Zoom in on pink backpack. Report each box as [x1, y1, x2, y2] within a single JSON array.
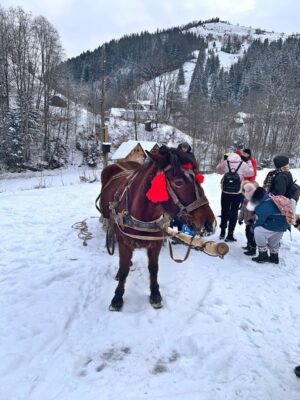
[[269, 194, 294, 225]]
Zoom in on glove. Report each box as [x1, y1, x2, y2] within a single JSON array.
[[223, 153, 229, 160], [238, 220, 243, 225]]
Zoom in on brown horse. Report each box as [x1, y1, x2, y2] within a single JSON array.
[[100, 146, 216, 311]]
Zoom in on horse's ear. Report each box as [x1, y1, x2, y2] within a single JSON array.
[[145, 150, 168, 168], [145, 150, 156, 160]]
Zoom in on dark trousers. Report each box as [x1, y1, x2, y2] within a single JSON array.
[[220, 192, 243, 233], [246, 224, 256, 247]]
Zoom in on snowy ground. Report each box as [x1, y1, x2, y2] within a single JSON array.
[[1, 167, 300, 400]]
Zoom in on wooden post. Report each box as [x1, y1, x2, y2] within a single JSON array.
[[100, 44, 108, 168]]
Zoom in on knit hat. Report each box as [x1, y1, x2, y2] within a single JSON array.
[[243, 148, 252, 156], [242, 181, 259, 201], [273, 155, 289, 169]]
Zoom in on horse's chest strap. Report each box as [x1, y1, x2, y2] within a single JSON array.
[[124, 214, 160, 232]]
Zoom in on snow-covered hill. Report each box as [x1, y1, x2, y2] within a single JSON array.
[[184, 21, 286, 42], [139, 21, 290, 100], [1, 167, 300, 400]]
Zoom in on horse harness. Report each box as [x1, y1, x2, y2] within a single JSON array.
[[101, 164, 209, 247], [108, 168, 169, 242]]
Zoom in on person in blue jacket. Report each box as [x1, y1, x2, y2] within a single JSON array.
[[247, 187, 289, 264]]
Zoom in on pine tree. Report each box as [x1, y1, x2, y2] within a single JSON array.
[[177, 65, 185, 85], [83, 66, 90, 82], [4, 109, 24, 170], [188, 46, 206, 101]]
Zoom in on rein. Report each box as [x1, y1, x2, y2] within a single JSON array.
[[167, 236, 195, 263], [95, 163, 137, 214]]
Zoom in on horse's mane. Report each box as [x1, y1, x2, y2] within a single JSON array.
[[158, 145, 195, 176]]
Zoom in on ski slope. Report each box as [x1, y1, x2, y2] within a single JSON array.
[[1, 168, 300, 400]]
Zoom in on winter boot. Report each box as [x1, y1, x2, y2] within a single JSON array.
[[269, 252, 279, 264], [252, 247, 269, 263], [225, 232, 237, 242], [244, 246, 256, 256], [242, 244, 249, 250], [219, 228, 226, 240]]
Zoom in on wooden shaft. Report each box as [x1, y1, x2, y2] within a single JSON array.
[[166, 227, 229, 258]]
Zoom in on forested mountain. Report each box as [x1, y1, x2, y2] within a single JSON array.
[[60, 18, 300, 169], [58, 21, 211, 108], [1, 6, 300, 172]]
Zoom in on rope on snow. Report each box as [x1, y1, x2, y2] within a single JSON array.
[[72, 218, 94, 246]]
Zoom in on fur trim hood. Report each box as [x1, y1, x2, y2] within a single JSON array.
[[227, 152, 241, 163]]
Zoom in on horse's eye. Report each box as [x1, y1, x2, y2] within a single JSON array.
[[174, 180, 184, 187]]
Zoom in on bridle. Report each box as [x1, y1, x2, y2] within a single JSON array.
[[163, 165, 209, 226]]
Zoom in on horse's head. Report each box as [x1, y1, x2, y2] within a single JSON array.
[[146, 146, 216, 236]]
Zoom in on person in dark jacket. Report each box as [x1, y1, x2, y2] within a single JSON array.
[[247, 187, 289, 264], [177, 142, 197, 168], [263, 155, 294, 196], [177, 142, 205, 183]]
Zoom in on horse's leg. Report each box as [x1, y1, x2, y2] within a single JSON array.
[[147, 243, 163, 309], [110, 242, 133, 311], [115, 261, 133, 280]]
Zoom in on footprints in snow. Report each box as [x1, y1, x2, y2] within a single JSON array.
[[77, 347, 180, 377], [77, 346, 131, 377], [151, 350, 181, 375]]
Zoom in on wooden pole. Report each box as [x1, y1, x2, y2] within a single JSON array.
[[100, 44, 108, 168]]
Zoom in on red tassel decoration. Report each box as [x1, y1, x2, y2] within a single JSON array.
[[195, 173, 205, 184], [182, 163, 193, 170], [146, 172, 169, 203]]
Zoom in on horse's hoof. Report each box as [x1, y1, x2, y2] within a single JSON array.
[[109, 303, 123, 311], [150, 294, 163, 309], [109, 296, 123, 311], [150, 301, 163, 309]]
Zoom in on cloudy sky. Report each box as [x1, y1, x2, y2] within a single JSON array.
[[1, 0, 299, 58]]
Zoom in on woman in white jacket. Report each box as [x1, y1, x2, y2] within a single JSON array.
[[216, 152, 254, 241]]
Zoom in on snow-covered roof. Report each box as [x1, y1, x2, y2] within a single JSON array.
[[234, 118, 244, 124], [139, 100, 152, 105], [138, 141, 159, 152], [235, 112, 251, 119], [111, 140, 158, 160], [110, 108, 126, 117]]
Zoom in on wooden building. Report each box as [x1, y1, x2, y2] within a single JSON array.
[[111, 140, 159, 163]]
